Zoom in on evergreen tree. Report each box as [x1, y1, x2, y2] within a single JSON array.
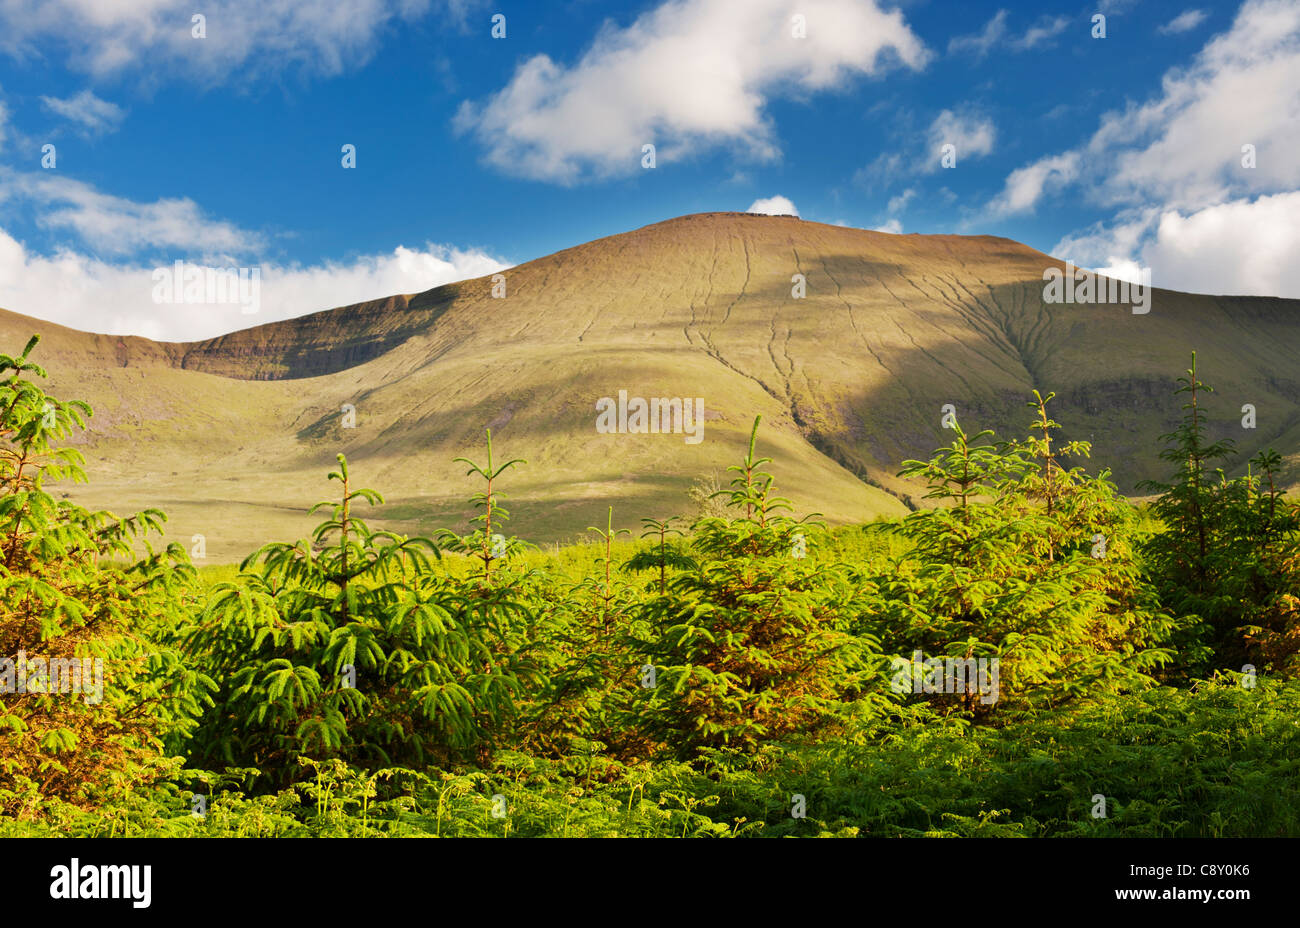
[[877, 397, 1178, 717], [630, 418, 889, 758], [0, 335, 210, 817], [1138, 357, 1300, 673], [1228, 450, 1300, 673], [183, 454, 532, 783], [1138, 353, 1239, 657]]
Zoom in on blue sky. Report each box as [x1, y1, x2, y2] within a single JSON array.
[[0, 0, 1296, 341]]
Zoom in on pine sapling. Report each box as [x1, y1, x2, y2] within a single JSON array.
[[625, 516, 694, 595], [447, 428, 525, 584], [587, 506, 630, 636]]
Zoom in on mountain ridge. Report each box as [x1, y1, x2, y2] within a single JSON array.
[[2, 211, 1297, 560]]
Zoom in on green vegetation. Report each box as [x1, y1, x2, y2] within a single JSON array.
[[3, 338, 1298, 837]]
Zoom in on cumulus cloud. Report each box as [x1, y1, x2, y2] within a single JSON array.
[[0, 0, 471, 84], [987, 152, 1079, 215], [925, 109, 995, 171], [40, 90, 126, 134], [0, 168, 510, 340], [1053, 193, 1300, 298], [886, 188, 915, 213], [991, 0, 1300, 215], [873, 219, 903, 234], [1091, 0, 1300, 208], [989, 0, 1300, 296], [0, 231, 510, 342], [455, 0, 929, 184], [1143, 192, 1300, 296], [1052, 209, 1160, 270], [746, 195, 798, 217], [1159, 9, 1208, 35]]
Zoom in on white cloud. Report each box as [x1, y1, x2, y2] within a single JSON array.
[[746, 195, 799, 217], [40, 89, 126, 134], [873, 219, 903, 234], [853, 150, 905, 190], [926, 109, 995, 171], [0, 1, 468, 84], [0, 170, 263, 257], [856, 109, 994, 188], [1053, 193, 1300, 298], [1015, 16, 1069, 50], [1092, 259, 1147, 286], [0, 231, 510, 342], [0, 169, 510, 340], [1159, 9, 1208, 35], [996, 0, 1300, 216], [948, 10, 1069, 58], [886, 188, 915, 213], [1143, 193, 1300, 297], [1093, 0, 1300, 208], [987, 152, 1079, 215], [1051, 209, 1159, 269], [947, 10, 1007, 59], [455, 0, 929, 184], [993, 0, 1300, 297]]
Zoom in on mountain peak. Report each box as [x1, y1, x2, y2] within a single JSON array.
[[3, 215, 1297, 558]]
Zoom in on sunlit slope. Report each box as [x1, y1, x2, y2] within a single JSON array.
[[2, 212, 1297, 560]]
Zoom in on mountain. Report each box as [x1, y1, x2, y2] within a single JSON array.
[[3, 212, 1299, 561]]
